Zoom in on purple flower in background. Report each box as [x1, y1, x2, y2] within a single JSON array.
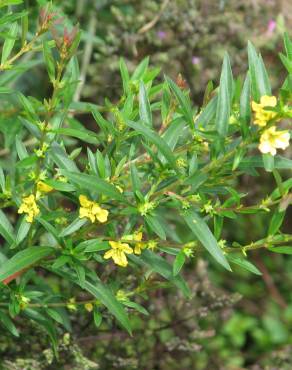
[[157, 30, 166, 40], [267, 19, 276, 35], [192, 56, 201, 65]]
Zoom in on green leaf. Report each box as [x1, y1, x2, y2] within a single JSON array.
[[120, 58, 130, 95], [240, 73, 251, 126], [135, 250, 190, 298], [0, 210, 15, 245], [131, 57, 149, 81], [0, 311, 19, 337], [283, 32, 292, 61], [227, 255, 262, 275], [248, 41, 271, 101], [59, 217, 87, 237], [139, 82, 152, 127], [82, 278, 131, 334], [50, 142, 79, 172], [43, 41, 55, 82], [162, 118, 186, 151], [0, 166, 5, 192], [18, 93, 38, 122], [122, 300, 149, 316], [126, 120, 177, 170], [165, 76, 194, 128], [82, 240, 109, 253], [44, 179, 75, 192], [15, 135, 28, 159], [47, 308, 71, 331], [61, 170, 128, 203], [0, 0, 23, 8], [54, 128, 99, 145], [15, 154, 38, 168], [215, 53, 233, 136], [74, 263, 86, 288], [1, 22, 18, 65], [21, 11, 28, 46], [91, 108, 112, 133], [195, 96, 217, 128], [183, 210, 231, 271], [130, 163, 141, 193], [95, 149, 106, 178], [268, 246, 292, 254], [93, 308, 102, 327], [145, 214, 166, 240], [0, 247, 54, 282], [0, 10, 26, 24], [262, 153, 274, 172], [238, 156, 292, 171], [173, 250, 186, 276], [268, 211, 285, 235], [37, 218, 60, 244], [15, 217, 30, 246]]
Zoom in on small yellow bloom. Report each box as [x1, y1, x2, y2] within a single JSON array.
[[258, 126, 290, 156], [122, 232, 145, 255], [18, 194, 40, 223], [67, 298, 77, 311], [79, 195, 108, 223], [84, 303, 94, 312], [37, 181, 53, 193], [251, 95, 277, 127], [104, 241, 133, 267], [147, 240, 157, 251]]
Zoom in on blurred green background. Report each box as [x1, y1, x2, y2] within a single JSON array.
[[1, 1, 292, 369]]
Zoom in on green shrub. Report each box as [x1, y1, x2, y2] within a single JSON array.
[[0, 3, 291, 360]]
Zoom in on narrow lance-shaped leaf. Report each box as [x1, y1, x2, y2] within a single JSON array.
[[60, 170, 128, 203], [0, 311, 19, 337], [126, 120, 178, 171], [1, 22, 18, 65], [131, 250, 191, 298], [183, 210, 231, 271], [227, 255, 261, 275], [215, 52, 233, 136], [248, 41, 271, 101], [0, 210, 15, 245], [0, 247, 54, 283], [131, 57, 149, 81], [52, 269, 132, 334], [165, 76, 194, 128], [240, 73, 251, 126], [173, 250, 186, 276], [195, 95, 217, 128], [120, 58, 130, 95], [50, 142, 80, 172], [139, 82, 152, 127], [43, 41, 55, 82]]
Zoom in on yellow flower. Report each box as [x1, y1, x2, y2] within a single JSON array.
[[104, 241, 133, 267], [147, 240, 157, 251], [18, 194, 40, 223], [133, 232, 145, 255], [122, 232, 145, 255], [79, 195, 108, 223], [37, 181, 53, 193], [67, 298, 77, 311], [84, 303, 94, 312], [251, 95, 277, 127], [259, 126, 290, 156]]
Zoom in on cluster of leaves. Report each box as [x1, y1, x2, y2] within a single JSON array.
[[0, 1, 291, 356]]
